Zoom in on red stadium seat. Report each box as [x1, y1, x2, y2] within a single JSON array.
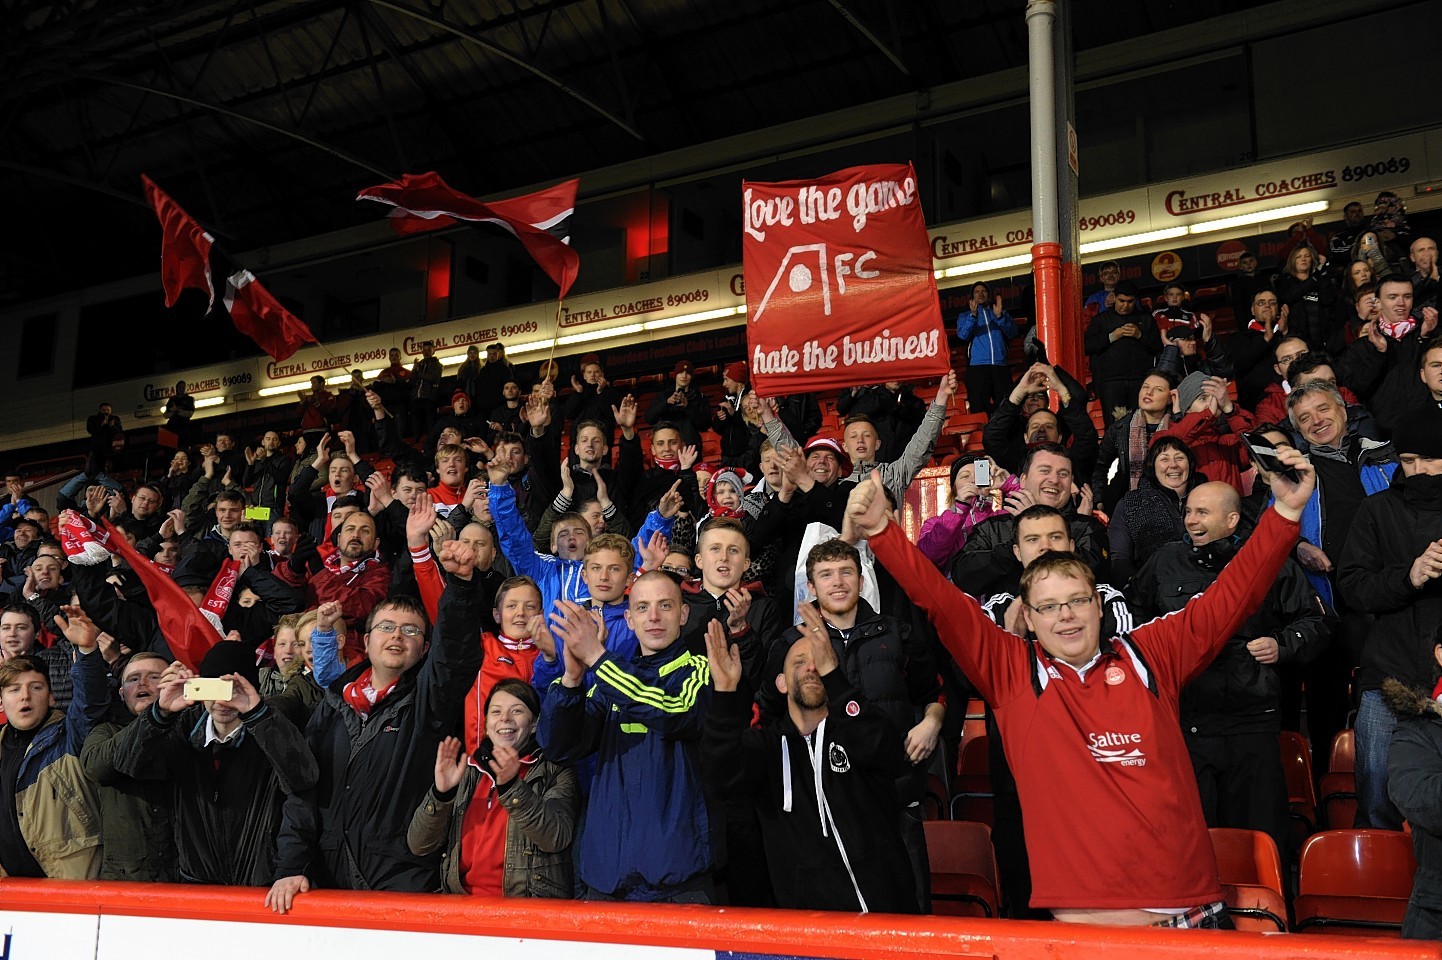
[[1280, 730, 1317, 837], [1320, 730, 1358, 829], [1293, 829, 1415, 935], [949, 733, 993, 825], [1209, 828, 1288, 932], [923, 820, 1000, 918]]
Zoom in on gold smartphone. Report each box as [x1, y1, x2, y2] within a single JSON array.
[[183, 678, 234, 702]]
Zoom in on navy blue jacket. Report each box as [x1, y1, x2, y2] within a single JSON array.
[[538, 639, 712, 899]]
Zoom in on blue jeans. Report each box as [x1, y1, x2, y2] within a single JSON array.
[[1355, 689, 1403, 830]]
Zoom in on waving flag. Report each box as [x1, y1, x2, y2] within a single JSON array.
[[357, 172, 579, 299], [141, 175, 319, 363]]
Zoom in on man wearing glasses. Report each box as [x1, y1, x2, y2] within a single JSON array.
[[855, 449, 1316, 928], [266, 539, 487, 912]]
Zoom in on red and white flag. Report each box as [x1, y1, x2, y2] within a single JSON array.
[[741, 163, 949, 396], [141, 175, 319, 363], [357, 172, 579, 299]]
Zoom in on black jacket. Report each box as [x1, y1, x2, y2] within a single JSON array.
[[112, 700, 317, 886], [272, 571, 486, 891], [1338, 471, 1442, 692], [1084, 308, 1162, 382], [1131, 536, 1333, 734], [1275, 272, 1340, 352], [1092, 411, 1168, 514], [646, 384, 709, 449], [835, 386, 926, 465], [679, 582, 780, 691], [759, 601, 940, 758], [1384, 677, 1442, 940], [952, 510, 1110, 599], [982, 365, 1097, 478], [702, 672, 917, 913], [286, 462, 375, 542], [615, 433, 704, 530], [81, 716, 178, 882]]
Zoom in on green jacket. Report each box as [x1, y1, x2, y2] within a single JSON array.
[[406, 748, 578, 897], [81, 719, 177, 881]]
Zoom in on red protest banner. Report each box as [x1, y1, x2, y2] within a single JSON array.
[[741, 163, 950, 396]]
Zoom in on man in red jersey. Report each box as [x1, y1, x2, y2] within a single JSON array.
[[850, 446, 1314, 928]]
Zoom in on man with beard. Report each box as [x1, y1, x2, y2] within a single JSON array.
[[301, 512, 390, 657], [703, 602, 916, 914], [760, 539, 941, 912], [953, 444, 1107, 597]]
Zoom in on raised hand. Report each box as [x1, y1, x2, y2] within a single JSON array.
[[844, 469, 889, 538], [314, 433, 332, 467], [488, 742, 521, 786], [217, 673, 261, 714], [406, 491, 437, 548], [936, 369, 958, 405], [529, 614, 557, 662], [485, 455, 511, 486], [315, 601, 344, 634], [612, 395, 637, 431], [723, 587, 752, 635], [549, 598, 606, 673], [559, 458, 574, 498], [657, 479, 685, 519], [365, 471, 394, 510], [1268, 447, 1316, 522], [679, 445, 699, 471], [85, 485, 109, 517], [438, 540, 476, 580], [461, 479, 488, 514], [54, 604, 101, 653], [155, 661, 196, 715], [434, 736, 467, 793], [704, 619, 742, 693], [796, 601, 839, 675], [637, 530, 668, 572], [593, 466, 611, 508]]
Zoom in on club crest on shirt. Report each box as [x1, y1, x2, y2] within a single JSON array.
[[845, 700, 860, 717], [828, 743, 851, 773], [1104, 665, 1126, 686]]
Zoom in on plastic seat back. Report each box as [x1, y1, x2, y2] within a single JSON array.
[[924, 820, 999, 918], [1294, 829, 1415, 935]]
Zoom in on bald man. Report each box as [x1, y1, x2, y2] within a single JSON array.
[[1130, 481, 1333, 859]]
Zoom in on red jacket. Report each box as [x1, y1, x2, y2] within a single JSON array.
[[1253, 382, 1361, 429], [870, 508, 1299, 910], [1153, 408, 1255, 493], [305, 560, 391, 661]]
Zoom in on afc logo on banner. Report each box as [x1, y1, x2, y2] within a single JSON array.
[[750, 243, 880, 324]]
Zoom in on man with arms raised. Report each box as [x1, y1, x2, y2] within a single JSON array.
[[266, 540, 487, 910], [853, 443, 1316, 927]]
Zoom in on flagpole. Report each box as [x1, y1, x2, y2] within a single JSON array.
[[544, 298, 564, 381]]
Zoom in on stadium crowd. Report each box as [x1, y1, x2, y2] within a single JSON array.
[[1, 196, 1441, 935]]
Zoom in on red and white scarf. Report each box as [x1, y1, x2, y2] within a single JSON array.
[[324, 547, 380, 577], [201, 558, 242, 618], [343, 667, 399, 717]]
